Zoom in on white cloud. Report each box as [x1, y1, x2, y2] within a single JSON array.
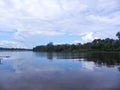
[[74, 40, 81, 44], [81, 61, 95, 71], [0, 0, 120, 47], [81, 32, 98, 43], [0, 40, 25, 48]]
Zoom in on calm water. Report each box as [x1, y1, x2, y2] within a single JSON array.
[[0, 51, 120, 90]]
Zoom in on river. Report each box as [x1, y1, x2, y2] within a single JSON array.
[[0, 51, 120, 90]]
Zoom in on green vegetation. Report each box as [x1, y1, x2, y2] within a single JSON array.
[[0, 47, 32, 51], [116, 32, 120, 40], [33, 32, 120, 52]]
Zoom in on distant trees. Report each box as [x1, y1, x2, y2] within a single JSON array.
[[46, 42, 54, 52], [116, 32, 120, 40], [33, 32, 120, 52], [0, 47, 31, 51]]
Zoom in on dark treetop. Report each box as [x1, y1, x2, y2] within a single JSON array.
[[33, 32, 120, 52]]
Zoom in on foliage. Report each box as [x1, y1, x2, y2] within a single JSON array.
[[0, 47, 31, 51], [116, 31, 120, 40], [33, 32, 120, 52]]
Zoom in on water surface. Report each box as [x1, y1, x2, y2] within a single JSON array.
[[0, 51, 120, 90]]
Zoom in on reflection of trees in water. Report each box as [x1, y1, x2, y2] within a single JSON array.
[[118, 67, 120, 72], [54, 52, 120, 66], [47, 53, 74, 60], [47, 53, 53, 60], [84, 53, 120, 66], [0, 59, 2, 64], [55, 53, 74, 59], [34, 52, 47, 58], [34, 52, 120, 67]]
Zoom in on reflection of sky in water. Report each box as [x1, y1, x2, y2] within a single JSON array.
[[81, 61, 95, 71], [0, 59, 15, 72], [0, 51, 120, 90], [12, 58, 82, 74], [0, 51, 120, 74]]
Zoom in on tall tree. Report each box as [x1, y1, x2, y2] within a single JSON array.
[[46, 42, 54, 52], [116, 32, 120, 40]]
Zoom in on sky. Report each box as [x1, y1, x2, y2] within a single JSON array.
[[0, 0, 120, 48]]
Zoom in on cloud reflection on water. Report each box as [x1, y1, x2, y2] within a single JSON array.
[[0, 51, 120, 90]]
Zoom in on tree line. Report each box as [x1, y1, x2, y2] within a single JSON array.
[[0, 47, 32, 51], [33, 32, 120, 52]]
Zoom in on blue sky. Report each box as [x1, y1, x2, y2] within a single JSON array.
[[0, 0, 120, 48]]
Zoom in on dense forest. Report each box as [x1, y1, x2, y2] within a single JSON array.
[[0, 47, 32, 51], [33, 32, 120, 52]]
